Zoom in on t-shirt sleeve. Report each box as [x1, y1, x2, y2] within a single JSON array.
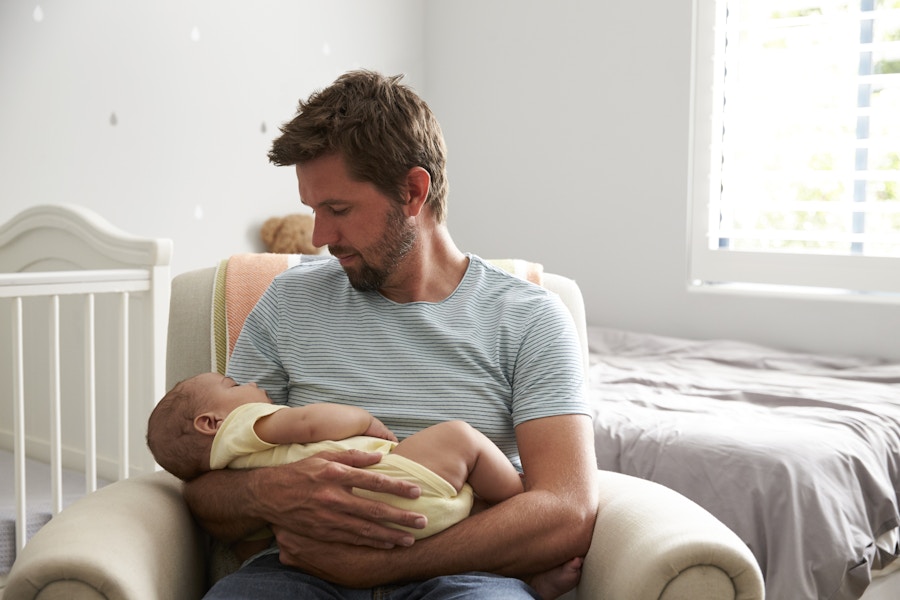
[[510, 293, 589, 427], [209, 403, 284, 470]]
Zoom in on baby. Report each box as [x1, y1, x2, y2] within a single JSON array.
[[146, 372, 580, 599]]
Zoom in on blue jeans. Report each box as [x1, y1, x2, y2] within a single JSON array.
[[204, 553, 540, 599]]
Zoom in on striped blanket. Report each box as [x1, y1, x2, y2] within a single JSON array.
[[211, 254, 544, 374]]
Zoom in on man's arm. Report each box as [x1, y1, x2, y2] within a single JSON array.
[[271, 413, 599, 586], [183, 449, 427, 549]]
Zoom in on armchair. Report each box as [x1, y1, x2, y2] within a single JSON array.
[[6, 261, 764, 599]]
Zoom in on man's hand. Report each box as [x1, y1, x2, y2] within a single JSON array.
[[255, 450, 426, 548], [271, 532, 371, 586], [184, 449, 426, 549]]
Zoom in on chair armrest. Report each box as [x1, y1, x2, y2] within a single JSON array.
[[578, 470, 764, 600], [5, 471, 207, 600]]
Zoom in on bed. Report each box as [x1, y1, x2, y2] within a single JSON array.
[[586, 326, 900, 600], [0, 204, 171, 587]]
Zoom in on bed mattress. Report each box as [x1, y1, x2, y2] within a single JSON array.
[[587, 326, 900, 600]]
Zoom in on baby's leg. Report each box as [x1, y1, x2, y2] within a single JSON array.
[[392, 421, 524, 503]]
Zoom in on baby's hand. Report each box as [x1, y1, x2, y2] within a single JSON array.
[[364, 417, 398, 442]]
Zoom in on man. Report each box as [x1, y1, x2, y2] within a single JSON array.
[[184, 70, 598, 599]]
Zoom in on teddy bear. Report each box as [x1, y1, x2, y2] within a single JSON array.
[[260, 213, 323, 255]]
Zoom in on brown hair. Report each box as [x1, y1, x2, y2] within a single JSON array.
[[146, 378, 213, 481], [268, 70, 449, 222]]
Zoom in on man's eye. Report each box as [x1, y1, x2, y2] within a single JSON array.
[[330, 207, 348, 216]]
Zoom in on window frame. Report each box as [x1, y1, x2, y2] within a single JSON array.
[[687, 0, 900, 296]]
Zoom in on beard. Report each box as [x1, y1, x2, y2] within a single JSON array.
[[330, 207, 417, 292]]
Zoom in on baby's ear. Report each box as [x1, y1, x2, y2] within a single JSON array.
[[194, 413, 222, 435]]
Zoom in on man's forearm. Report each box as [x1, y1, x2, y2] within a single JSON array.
[[184, 468, 270, 542], [390, 485, 597, 579], [275, 477, 599, 587]]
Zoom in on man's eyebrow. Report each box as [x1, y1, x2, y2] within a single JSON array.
[[305, 199, 348, 210]]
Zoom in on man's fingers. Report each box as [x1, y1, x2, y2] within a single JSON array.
[[315, 450, 422, 500], [351, 492, 427, 531], [307, 486, 427, 539]]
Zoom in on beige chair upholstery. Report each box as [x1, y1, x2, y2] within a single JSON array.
[[6, 263, 765, 600]]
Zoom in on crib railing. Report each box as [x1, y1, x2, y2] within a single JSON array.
[[3, 268, 153, 553], [0, 204, 171, 575]]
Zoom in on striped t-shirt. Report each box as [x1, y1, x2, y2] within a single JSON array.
[[226, 254, 588, 469]]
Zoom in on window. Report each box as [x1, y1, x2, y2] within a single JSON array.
[[689, 0, 900, 295]]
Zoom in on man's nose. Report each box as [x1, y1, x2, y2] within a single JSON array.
[[312, 216, 337, 248]]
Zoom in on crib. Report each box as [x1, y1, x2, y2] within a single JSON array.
[[0, 204, 171, 584]]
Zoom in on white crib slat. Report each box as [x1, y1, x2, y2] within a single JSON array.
[[12, 297, 27, 552], [49, 295, 64, 515], [118, 291, 130, 480], [84, 293, 98, 493]]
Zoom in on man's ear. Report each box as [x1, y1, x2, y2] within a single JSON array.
[[403, 166, 431, 217], [194, 413, 222, 436]]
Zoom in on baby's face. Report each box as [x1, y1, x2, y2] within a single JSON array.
[[194, 373, 272, 414]]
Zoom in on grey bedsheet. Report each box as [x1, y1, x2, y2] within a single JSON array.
[[587, 326, 900, 600]]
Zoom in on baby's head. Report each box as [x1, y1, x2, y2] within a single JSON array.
[[147, 373, 270, 480]]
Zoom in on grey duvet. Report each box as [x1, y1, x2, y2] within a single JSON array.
[[587, 326, 900, 600]]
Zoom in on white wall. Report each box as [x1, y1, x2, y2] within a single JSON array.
[[0, 0, 425, 276], [2, 0, 898, 361], [425, 0, 900, 361]]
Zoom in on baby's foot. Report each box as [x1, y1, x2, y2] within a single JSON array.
[[527, 556, 583, 600]]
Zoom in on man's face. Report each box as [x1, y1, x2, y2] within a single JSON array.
[[296, 154, 416, 291]]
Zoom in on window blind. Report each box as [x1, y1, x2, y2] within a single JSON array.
[[690, 0, 900, 294]]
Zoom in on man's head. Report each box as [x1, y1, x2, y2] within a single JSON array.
[[268, 70, 449, 223]]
